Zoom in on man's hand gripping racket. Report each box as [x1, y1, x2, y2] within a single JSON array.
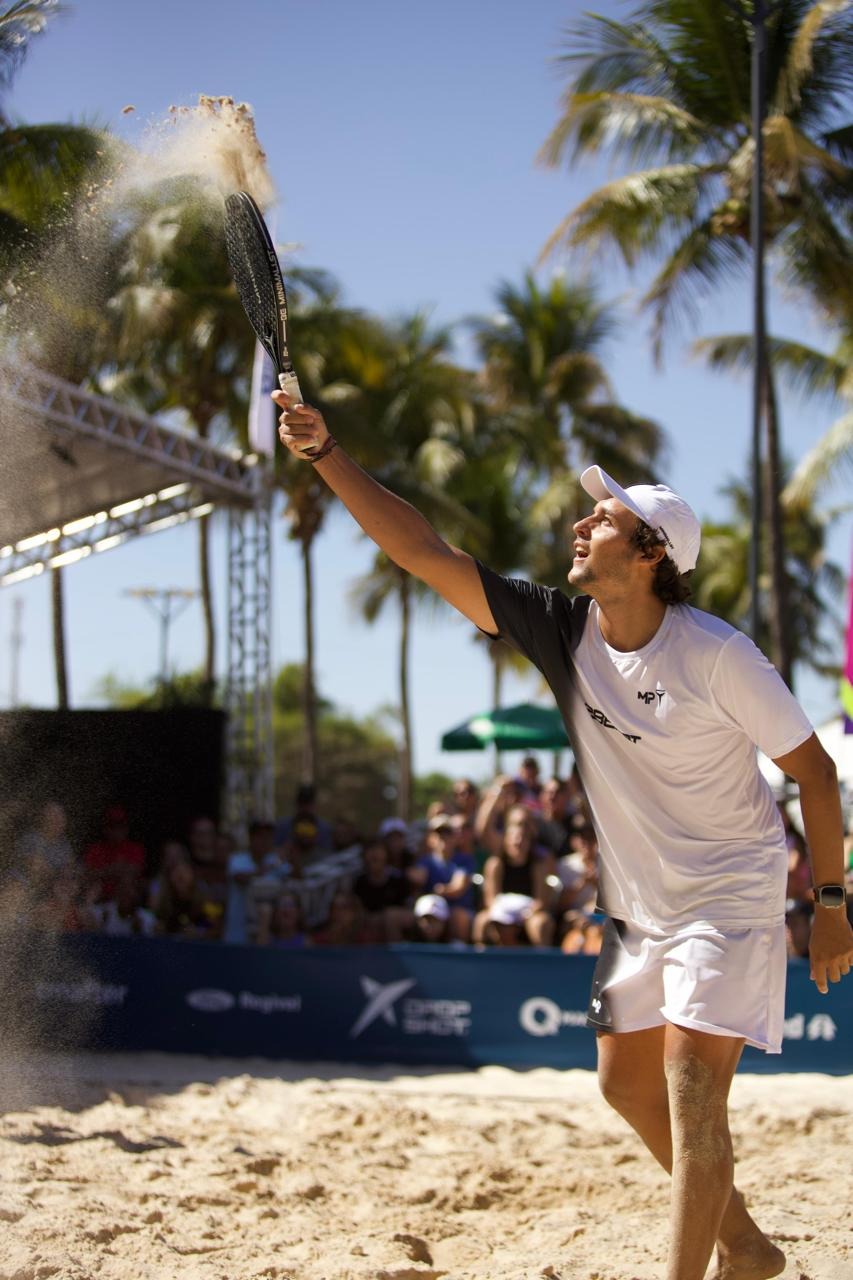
[[223, 190, 330, 460]]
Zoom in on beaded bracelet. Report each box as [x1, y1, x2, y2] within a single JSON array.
[[308, 435, 338, 464]]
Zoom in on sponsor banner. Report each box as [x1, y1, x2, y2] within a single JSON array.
[[27, 936, 853, 1073]]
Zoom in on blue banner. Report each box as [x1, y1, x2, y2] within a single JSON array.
[[28, 936, 853, 1074]]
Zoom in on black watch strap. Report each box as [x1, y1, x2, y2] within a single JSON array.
[[814, 884, 847, 908]]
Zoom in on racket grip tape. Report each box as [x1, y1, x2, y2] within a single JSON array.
[[278, 371, 304, 403]]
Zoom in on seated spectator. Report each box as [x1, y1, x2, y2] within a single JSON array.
[[353, 838, 409, 943], [555, 825, 600, 915], [513, 755, 543, 810], [413, 893, 454, 944], [83, 805, 146, 902], [566, 763, 591, 825], [473, 805, 556, 946], [450, 778, 480, 823], [561, 910, 605, 955], [280, 814, 325, 877], [155, 859, 220, 939], [92, 870, 156, 937], [409, 815, 476, 943], [15, 800, 73, 886], [274, 784, 333, 856], [480, 892, 533, 947], [475, 775, 523, 849], [188, 816, 228, 917], [331, 815, 361, 851], [223, 820, 289, 945], [312, 890, 369, 946], [31, 865, 98, 934], [148, 839, 191, 912], [256, 891, 310, 948], [378, 817, 413, 872], [449, 813, 490, 881], [537, 778, 572, 858]]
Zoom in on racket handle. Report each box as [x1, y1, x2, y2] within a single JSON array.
[[278, 371, 303, 404]]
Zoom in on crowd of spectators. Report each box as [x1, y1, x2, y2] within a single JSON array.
[[4, 757, 851, 955]]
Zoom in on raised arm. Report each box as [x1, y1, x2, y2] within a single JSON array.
[[274, 392, 496, 634]]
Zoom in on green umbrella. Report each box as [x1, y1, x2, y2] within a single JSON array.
[[441, 701, 570, 752]]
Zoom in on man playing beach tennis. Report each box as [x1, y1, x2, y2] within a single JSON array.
[[274, 390, 853, 1280]]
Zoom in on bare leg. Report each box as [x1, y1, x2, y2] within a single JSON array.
[[597, 1027, 785, 1280], [524, 909, 555, 946]]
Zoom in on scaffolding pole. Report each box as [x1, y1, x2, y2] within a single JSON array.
[[225, 469, 274, 843]]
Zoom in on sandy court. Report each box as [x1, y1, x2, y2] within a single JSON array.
[[0, 1053, 850, 1280]]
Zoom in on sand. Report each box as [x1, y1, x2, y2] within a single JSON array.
[[0, 1053, 850, 1280]]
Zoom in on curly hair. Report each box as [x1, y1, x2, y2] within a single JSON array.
[[630, 520, 693, 605]]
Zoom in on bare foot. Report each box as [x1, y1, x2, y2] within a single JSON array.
[[707, 1236, 786, 1280]]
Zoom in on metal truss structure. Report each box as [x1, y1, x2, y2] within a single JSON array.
[[226, 485, 274, 835], [1, 363, 275, 840]]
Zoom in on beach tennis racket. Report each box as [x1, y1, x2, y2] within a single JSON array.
[[224, 190, 304, 408]]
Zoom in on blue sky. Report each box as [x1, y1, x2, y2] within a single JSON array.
[[3, 0, 849, 784]]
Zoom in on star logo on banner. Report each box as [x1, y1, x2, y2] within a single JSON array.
[[349, 976, 417, 1039]]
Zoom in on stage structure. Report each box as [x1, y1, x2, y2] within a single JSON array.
[[0, 362, 275, 836]]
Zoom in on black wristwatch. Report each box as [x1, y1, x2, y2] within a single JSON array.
[[814, 884, 847, 909]]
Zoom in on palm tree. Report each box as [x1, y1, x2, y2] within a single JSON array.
[[335, 311, 483, 816], [540, 0, 853, 686], [694, 327, 853, 506], [273, 271, 365, 786], [102, 196, 255, 699], [348, 552, 429, 821], [691, 474, 844, 675], [1, 0, 113, 708], [470, 270, 667, 584]]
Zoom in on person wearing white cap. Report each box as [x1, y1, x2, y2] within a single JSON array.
[[277, 394, 853, 1280], [413, 893, 452, 944]]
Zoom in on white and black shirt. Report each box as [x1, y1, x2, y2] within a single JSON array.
[[477, 564, 814, 932]]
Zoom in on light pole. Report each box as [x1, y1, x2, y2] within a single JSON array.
[[124, 587, 199, 688], [723, 0, 782, 655]]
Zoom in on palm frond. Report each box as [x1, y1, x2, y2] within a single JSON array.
[[540, 163, 719, 266], [692, 332, 847, 405], [641, 213, 750, 360], [763, 113, 850, 187], [774, 0, 851, 114], [539, 91, 706, 170], [776, 175, 853, 318], [784, 408, 853, 501], [569, 402, 669, 479]]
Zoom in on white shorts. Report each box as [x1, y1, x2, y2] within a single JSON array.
[[586, 917, 787, 1053]]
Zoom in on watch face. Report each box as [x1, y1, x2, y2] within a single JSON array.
[[817, 885, 846, 908]]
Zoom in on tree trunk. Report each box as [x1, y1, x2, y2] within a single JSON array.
[[194, 409, 216, 704], [198, 513, 215, 702], [51, 565, 69, 709], [398, 570, 414, 821], [763, 361, 792, 688], [300, 535, 318, 786]]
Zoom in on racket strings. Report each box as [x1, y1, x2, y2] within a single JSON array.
[[223, 195, 284, 371]]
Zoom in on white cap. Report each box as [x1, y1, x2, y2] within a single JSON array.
[[414, 894, 450, 921], [488, 893, 535, 926], [378, 817, 408, 837], [580, 465, 701, 574]]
